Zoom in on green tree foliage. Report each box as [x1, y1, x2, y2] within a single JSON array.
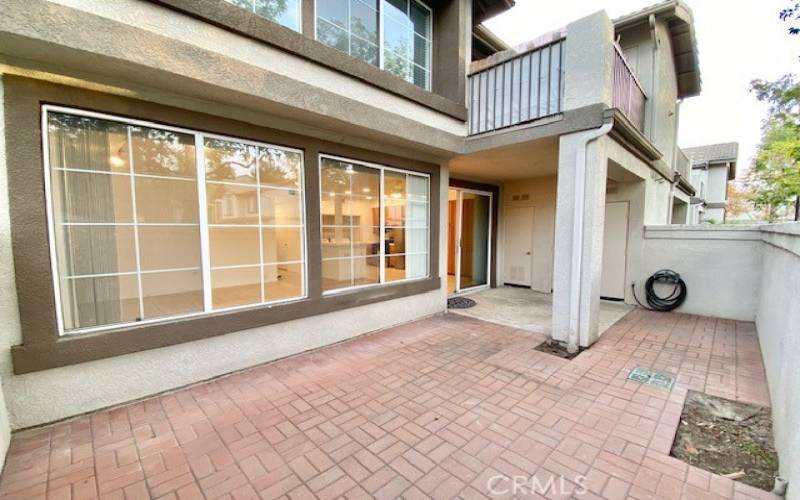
[[747, 75, 800, 221]]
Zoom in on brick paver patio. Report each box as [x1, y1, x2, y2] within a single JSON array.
[[0, 310, 776, 499]]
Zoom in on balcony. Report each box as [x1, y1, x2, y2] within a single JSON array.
[[612, 42, 647, 131], [467, 39, 566, 135]]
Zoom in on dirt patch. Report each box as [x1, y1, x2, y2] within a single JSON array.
[[533, 340, 583, 360], [670, 391, 778, 491]]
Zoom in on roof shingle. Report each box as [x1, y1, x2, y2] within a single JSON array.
[[682, 142, 739, 165]]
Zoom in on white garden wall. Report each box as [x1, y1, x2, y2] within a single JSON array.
[[642, 223, 800, 498], [641, 225, 764, 321], [755, 224, 800, 499]]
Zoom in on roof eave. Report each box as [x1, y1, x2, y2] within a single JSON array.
[[473, 0, 515, 25], [613, 0, 701, 99]]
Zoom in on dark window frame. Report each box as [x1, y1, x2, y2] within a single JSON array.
[[147, 0, 468, 120], [4, 76, 441, 374]]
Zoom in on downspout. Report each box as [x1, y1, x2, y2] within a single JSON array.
[[667, 99, 684, 222], [648, 14, 658, 143], [567, 120, 614, 354]]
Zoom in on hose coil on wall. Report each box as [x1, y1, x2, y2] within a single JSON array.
[[632, 269, 687, 312]]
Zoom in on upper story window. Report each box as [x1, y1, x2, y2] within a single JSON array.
[[315, 0, 432, 89], [44, 107, 306, 334], [224, 0, 302, 32]]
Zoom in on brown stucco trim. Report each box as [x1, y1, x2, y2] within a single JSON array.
[[447, 178, 499, 288], [4, 76, 442, 374], [147, 0, 468, 120]]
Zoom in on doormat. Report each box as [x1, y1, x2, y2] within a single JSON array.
[[533, 340, 583, 360], [671, 391, 778, 491], [447, 297, 477, 309], [627, 367, 675, 389]]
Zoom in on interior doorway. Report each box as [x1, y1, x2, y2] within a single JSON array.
[[448, 188, 493, 295]]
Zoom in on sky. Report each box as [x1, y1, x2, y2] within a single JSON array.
[[484, 0, 800, 179]]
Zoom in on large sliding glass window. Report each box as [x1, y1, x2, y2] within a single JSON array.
[[315, 0, 432, 89], [320, 155, 429, 292], [223, 0, 302, 32], [44, 107, 306, 335]]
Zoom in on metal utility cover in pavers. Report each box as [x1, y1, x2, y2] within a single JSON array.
[[628, 367, 676, 389], [0, 310, 774, 499]]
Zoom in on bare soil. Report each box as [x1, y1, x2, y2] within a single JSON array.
[[670, 391, 778, 491]]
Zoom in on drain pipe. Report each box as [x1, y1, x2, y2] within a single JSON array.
[[648, 14, 658, 143], [567, 120, 614, 354]]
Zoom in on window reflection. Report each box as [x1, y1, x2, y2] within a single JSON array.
[[47, 112, 204, 331], [223, 0, 301, 32], [315, 0, 431, 89], [320, 156, 429, 292], [45, 109, 307, 333]]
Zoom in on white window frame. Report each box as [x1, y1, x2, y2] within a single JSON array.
[[223, 0, 303, 33], [313, 0, 433, 90], [42, 105, 308, 337], [319, 153, 431, 295]]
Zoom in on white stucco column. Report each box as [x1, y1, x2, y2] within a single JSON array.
[[562, 11, 615, 111], [552, 130, 611, 348]]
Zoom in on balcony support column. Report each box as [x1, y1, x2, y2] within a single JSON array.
[[552, 125, 612, 350]]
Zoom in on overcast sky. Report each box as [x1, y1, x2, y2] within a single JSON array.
[[484, 0, 800, 179]]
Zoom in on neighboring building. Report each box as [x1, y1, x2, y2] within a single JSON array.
[[0, 0, 702, 441], [684, 142, 739, 223]]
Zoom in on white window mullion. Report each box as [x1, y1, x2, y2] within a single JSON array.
[[379, 168, 386, 284], [126, 127, 146, 321], [349, 168, 355, 287], [378, 0, 385, 70], [255, 147, 266, 303], [195, 134, 213, 313]]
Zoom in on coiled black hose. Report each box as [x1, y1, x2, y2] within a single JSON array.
[[631, 269, 687, 312]]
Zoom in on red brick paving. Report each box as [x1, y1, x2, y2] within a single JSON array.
[[0, 310, 776, 499]]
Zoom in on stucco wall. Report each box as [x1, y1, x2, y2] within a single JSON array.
[[563, 11, 614, 112], [0, 75, 451, 430], [1, 0, 465, 158], [0, 77, 11, 469], [2, 290, 445, 429], [641, 225, 763, 321], [617, 19, 680, 169], [755, 223, 800, 499], [642, 223, 800, 497], [707, 165, 729, 204], [500, 176, 557, 293]]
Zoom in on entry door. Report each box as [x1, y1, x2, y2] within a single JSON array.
[[504, 206, 534, 287], [601, 201, 629, 300], [448, 189, 492, 294]]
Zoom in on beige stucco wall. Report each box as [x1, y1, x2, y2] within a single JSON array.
[[0, 76, 12, 468], [2, 290, 446, 429], [49, 0, 463, 135], [563, 11, 614, 112], [1, 0, 466, 159], [618, 19, 680, 169], [500, 176, 557, 293], [0, 74, 451, 430]]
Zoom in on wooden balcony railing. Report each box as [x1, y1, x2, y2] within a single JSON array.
[[612, 43, 647, 131], [468, 39, 565, 135]]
